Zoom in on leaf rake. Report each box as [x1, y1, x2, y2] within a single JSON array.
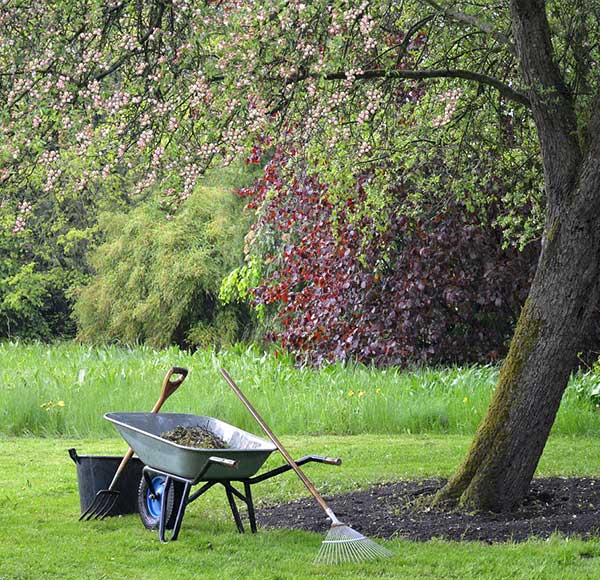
[[220, 368, 393, 564]]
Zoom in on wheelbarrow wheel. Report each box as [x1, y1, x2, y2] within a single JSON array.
[[137, 474, 185, 531]]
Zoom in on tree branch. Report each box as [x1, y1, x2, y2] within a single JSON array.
[[93, 1, 166, 82], [510, 0, 581, 201], [320, 68, 530, 107], [420, 0, 515, 52], [209, 66, 530, 107]]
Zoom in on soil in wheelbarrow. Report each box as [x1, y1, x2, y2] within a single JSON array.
[[256, 478, 600, 543], [160, 425, 229, 449]]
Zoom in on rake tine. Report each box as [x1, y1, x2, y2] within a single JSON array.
[[315, 523, 393, 564]]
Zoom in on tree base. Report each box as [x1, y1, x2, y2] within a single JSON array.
[[258, 477, 600, 542]]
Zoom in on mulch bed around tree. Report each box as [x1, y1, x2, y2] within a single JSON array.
[[256, 478, 600, 543]]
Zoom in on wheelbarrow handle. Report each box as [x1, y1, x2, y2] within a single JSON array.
[[312, 455, 342, 466]]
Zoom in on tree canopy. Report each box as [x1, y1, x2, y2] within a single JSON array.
[[1, 0, 565, 240]]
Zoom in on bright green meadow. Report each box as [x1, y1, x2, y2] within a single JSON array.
[[3, 342, 600, 579], [2, 341, 600, 437]]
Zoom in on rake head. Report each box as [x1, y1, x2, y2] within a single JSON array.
[[314, 523, 394, 565], [79, 490, 120, 521]]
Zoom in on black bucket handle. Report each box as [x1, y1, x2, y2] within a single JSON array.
[[68, 448, 80, 464]]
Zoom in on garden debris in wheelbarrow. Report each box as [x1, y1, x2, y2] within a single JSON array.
[[160, 425, 229, 449]]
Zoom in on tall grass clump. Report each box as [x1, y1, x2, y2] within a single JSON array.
[[1, 341, 600, 437]]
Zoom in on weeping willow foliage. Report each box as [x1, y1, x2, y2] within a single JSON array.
[[74, 186, 251, 348]]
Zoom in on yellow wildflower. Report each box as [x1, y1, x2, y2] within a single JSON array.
[[348, 390, 355, 397], [463, 396, 468, 404], [57, 400, 65, 407], [358, 390, 366, 398]]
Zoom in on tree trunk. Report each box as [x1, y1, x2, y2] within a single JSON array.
[[436, 159, 600, 510], [435, 0, 600, 511]]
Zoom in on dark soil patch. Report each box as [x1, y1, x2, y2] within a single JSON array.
[[256, 478, 600, 543], [160, 425, 228, 449]]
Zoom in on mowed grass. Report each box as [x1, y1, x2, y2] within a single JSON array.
[[2, 435, 600, 580], [2, 341, 600, 437], [4, 343, 600, 578]]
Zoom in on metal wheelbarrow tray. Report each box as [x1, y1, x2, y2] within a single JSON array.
[[106, 412, 276, 480], [105, 412, 341, 542]]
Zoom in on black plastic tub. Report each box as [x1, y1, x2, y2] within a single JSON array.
[[69, 448, 144, 517]]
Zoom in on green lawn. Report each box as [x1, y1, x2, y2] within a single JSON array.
[[3, 434, 600, 579]]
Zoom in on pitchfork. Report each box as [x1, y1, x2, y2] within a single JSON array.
[[79, 366, 188, 521]]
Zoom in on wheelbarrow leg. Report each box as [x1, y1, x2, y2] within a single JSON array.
[[243, 482, 257, 533], [158, 477, 191, 543], [223, 482, 245, 533]]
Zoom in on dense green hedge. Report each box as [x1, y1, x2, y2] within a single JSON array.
[[75, 186, 252, 348], [0, 189, 117, 341]]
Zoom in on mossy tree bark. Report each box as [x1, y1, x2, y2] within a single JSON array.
[[436, 0, 600, 511]]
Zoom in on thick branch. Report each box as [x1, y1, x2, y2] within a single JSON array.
[[510, 0, 581, 200], [209, 66, 530, 107], [321, 68, 530, 107]]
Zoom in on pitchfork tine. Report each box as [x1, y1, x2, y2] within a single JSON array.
[[97, 496, 118, 520], [95, 493, 117, 519], [79, 498, 99, 521], [80, 492, 112, 520]]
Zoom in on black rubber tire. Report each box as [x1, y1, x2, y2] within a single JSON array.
[[137, 475, 185, 531]]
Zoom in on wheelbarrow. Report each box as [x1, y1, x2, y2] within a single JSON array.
[[105, 412, 341, 542]]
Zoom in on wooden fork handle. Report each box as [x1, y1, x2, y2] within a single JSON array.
[[109, 367, 189, 490], [156, 367, 188, 408]]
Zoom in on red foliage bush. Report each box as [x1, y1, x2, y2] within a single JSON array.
[[241, 150, 538, 366]]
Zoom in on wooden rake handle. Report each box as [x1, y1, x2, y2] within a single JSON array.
[[220, 368, 341, 525], [108, 366, 188, 491]]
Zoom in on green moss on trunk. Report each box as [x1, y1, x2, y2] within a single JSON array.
[[433, 299, 543, 509], [495, 298, 542, 391]]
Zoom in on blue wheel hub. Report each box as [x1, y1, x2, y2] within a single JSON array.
[[146, 476, 167, 519]]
